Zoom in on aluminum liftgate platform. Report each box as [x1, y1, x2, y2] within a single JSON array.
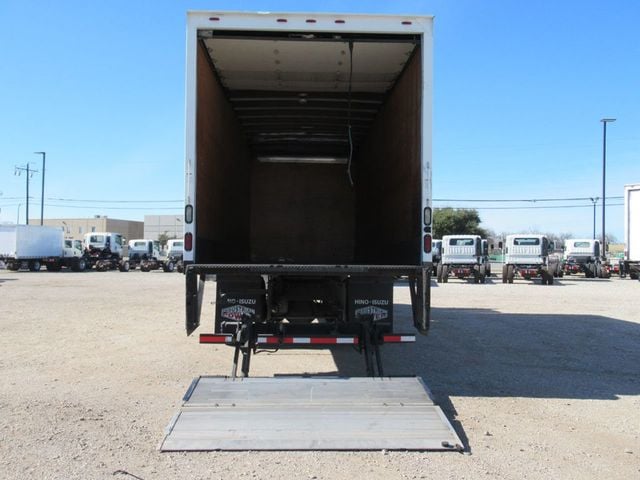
[[160, 376, 462, 451]]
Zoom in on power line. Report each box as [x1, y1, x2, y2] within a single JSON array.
[[436, 203, 624, 210], [47, 197, 182, 203], [433, 196, 623, 203], [42, 203, 182, 210]]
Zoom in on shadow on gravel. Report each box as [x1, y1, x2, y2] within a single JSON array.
[[0, 277, 19, 283], [329, 304, 640, 450], [332, 304, 640, 399]]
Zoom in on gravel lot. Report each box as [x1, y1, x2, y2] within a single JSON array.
[[1, 270, 638, 480]]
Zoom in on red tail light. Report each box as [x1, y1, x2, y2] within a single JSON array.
[[184, 232, 193, 252], [423, 234, 432, 253]]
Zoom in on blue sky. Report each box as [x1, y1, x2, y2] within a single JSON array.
[[0, 0, 638, 241]]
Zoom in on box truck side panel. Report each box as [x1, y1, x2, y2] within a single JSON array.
[[355, 48, 421, 265], [196, 41, 252, 263]]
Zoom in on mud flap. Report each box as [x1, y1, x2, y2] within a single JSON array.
[[185, 268, 204, 335]]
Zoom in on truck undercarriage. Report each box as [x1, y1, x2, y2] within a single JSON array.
[[186, 264, 430, 377]]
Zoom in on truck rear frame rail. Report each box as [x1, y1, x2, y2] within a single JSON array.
[[185, 263, 430, 377]]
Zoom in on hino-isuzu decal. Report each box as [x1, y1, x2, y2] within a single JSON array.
[[354, 305, 389, 321], [221, 304, 256, 321]]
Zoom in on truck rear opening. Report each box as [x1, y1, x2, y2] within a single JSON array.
[[190, 22, 425, 266]]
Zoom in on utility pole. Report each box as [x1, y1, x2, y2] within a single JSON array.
[[34, 152, 46, 225], [15, 164, 38, 225]]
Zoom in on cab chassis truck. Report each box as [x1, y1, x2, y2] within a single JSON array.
[[502, 234, 557, 285], [162, 11, 462, 452], [84, 232, 130, 272]]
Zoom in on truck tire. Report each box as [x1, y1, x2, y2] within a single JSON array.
[[71, 258, 84, 272], [547, 272, 554, 285], [596, 264, 603, 278], [46, 263, 62, 272], [163, 261, 175, 273], [502, 264, 508, 283], [436, 263, 443, 283], [442, 265, 449, 283], [29, 260, 41, 272], [140, 262, 149, 272], [177, 262, 184, 273], [8, 262, 20, 271], [507, 265, 514, 284], [119, 260, 130, 272]]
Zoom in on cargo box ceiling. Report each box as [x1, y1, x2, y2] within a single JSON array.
[[199, 31, 418, 160]]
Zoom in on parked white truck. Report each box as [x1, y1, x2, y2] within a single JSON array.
[[84, 232, 130, 271], [562, 238, 609, 278], [623, 183, 640, 279], [160, 11, 463, 453], [166, 238, 184, 272], [128, 239, 177, 272], [502, 234, 557, 285], [0, 225, 86, 272], [438, 235, 488, 283], [431, 239, 442, 276]]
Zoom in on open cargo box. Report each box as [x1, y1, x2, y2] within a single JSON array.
[[194, 27, 424, 266]]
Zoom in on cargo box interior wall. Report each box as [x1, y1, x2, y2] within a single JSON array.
[[195, 31, 422, 265]]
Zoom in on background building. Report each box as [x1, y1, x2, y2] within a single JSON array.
[[144, 215, 184, 241], [34, 216, 143, 242]]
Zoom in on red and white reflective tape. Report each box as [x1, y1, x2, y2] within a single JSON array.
[[200, 333, 415, 345], [257, 335, 359, 345], [382, 334, 416, 343], [199, 334, 233, 344]]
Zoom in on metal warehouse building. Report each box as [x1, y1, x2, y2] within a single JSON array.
[[34, 216, 143, 242], [143, 215, 184, 241]]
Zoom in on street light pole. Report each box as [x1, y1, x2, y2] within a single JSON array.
[[600, 118, 615, 255], [34, 152, 46, 225]]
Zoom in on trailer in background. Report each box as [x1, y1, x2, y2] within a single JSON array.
[[623, 183, 640, 279]]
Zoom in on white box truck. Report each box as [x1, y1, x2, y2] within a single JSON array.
[[623, 183, 640, 279], [161, 11, 462, 453], [0, 225, 86, 272], [183, 11, 434, 372]]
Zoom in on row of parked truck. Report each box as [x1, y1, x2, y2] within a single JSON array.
[[432, 234, 630, 285], [0, 225, 184, 273]]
